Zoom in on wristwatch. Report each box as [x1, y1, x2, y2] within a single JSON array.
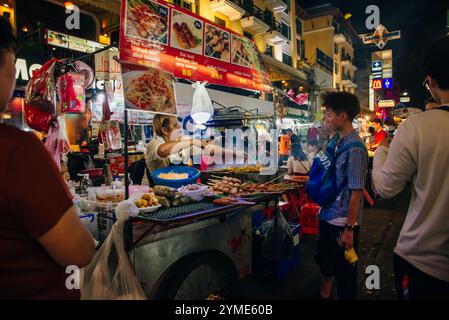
[[344, 224, 355, 231]]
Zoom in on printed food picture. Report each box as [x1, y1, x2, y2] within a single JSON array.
[[48, 31, 68, 47], [170, 10, 203, 55], [122, 63, 177, 115], [126, 0, 169, 45], [231, 35, 264, 70], [204, 24, 230, 62]]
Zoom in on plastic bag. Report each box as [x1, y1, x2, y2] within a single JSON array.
[[44, 124, 62, 169], [191, 81, 214, 124], [98, 121, 122, 151], [81, 200, 146, 300], [24, 104, 55, 132], [261, 209, 294, 261], [58, 72, 87, 113], [24, 57, 58, 114]]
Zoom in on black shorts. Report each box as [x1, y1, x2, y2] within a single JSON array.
[[315, 220, 360, 300]]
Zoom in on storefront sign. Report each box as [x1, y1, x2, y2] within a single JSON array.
[[372, 60, 382, 71], [378, 99, 395, 107], [382, 78, 393, 89], [372, 79, 383, 90], [47, 29, 107, 53], [382, 68, 393, 79], [15, 58, 42, 83], [119, 0, 272, 93], [400, 96, 410, 103], [372, 71, 382, 79]]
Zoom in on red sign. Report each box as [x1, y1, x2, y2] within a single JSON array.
[[119, 0, 272, 93], [372, 79, 383, 90]]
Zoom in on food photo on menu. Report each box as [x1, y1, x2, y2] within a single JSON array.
[[125, 0, 169, 45], [204, 23, 230, 62], [170, 9, 203, 55], [231, 34, 264, 71], [121, 62, 177, 115]]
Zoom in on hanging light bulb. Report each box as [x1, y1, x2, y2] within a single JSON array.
[[191, 81, 214, 125]]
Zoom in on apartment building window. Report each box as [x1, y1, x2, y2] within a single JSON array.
[[297, 39, 305, 60], [266, 45, 273, 57], [334, 43, 338, 55], [282, 0, 290, 13], [296, 18, 302, 36], [282, 52, 292, 66], [214, 16, 226, 27], [243, 31, 253, 40], [280, 22, 289, 39], [334, 62, 338, 74], [341, 47, 346, 60], [172, 0, 192, 11]]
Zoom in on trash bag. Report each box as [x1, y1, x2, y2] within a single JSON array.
[[81, 200, 147, 300], [261, 209, 294, 261]]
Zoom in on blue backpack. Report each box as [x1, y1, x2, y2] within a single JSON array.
[[306, 135, 366, 207]]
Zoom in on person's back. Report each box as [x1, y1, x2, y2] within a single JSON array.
[[375, 110, 449, 281], [373, 36, 449, 298]]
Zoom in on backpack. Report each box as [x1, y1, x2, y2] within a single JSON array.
[[306, 134, 367, 207]]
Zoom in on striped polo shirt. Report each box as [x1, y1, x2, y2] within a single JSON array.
[[319, 130, 369, 226]]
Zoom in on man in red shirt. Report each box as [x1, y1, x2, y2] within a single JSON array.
[[0, 17, 95, 299], [371, 118, 388, 150]]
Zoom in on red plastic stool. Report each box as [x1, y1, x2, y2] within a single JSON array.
[[299, 202, 320, 237]]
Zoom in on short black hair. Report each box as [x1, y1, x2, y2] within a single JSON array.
[[368, 126, 375, 134], [322, 91, 361, 122], [0, 16, 17, 66], [307, 139, 319, 147], [423, 36, 449, 90], [373, 118, 383, 125], [286, 129, 293, 134]]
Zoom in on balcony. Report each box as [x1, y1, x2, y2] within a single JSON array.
[[316, 48, 333, 73], [264, 20, 289, 46], [341, 54, 357, 71], [210, 0, 246, 21], [334, 33, 347, 44], [342, 73, 357, 88], [264, 0, 287, 14], [241, 6, 270, 35]]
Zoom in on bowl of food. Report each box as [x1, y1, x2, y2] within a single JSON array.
[[151, 166, 200, 189], [134, 192, 161, 214], [177, 184, 208, 202]]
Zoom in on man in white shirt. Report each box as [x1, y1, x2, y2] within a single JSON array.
[[372, 36, 449, 299]]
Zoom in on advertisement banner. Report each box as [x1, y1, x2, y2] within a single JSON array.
[[119, 0, 272, 93]]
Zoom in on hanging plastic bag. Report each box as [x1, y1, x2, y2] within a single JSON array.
[[24, 104, 55, 132], [44, 124, 62, 169], [98, 121, 122, 151], [58, 72, 87, 113], [81, 200, 147, 300], [191, 81, 214, 124], [24, 57, 58, 114], [261, 209, 294, 261]]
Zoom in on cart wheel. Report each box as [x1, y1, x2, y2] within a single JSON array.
[[158, 253, 238, 300]]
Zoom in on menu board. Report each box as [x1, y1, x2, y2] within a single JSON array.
[[122, 61, 177, 115], [120, 0, 272, 93]]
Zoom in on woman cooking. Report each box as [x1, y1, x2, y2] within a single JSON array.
[[145, 114, 206, 175]]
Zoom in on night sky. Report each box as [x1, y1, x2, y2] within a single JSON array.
[[298, 0, 449, 108]]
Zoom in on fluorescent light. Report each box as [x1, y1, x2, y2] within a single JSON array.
[[64, 1, 75, 10]]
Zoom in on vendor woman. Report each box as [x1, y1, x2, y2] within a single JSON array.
[[145, 114, 206, 174]]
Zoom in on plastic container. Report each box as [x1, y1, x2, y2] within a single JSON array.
[[177, 184, 208, 202], [151, 166, 200, 189]]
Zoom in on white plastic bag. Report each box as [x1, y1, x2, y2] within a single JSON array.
[[191, 81, 214, 124], [81, 200, 147, 300]]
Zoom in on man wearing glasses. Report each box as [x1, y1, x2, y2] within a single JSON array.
[[372, 36, 449, 299]]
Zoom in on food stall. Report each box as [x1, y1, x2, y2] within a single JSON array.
[[21, 0, 308, 300]]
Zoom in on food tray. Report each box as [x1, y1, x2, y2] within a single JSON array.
[[136, 200, 252, 223]]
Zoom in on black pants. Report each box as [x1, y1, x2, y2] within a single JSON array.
[[393, 253, 449, 300], [315, 220, 360, 300]]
